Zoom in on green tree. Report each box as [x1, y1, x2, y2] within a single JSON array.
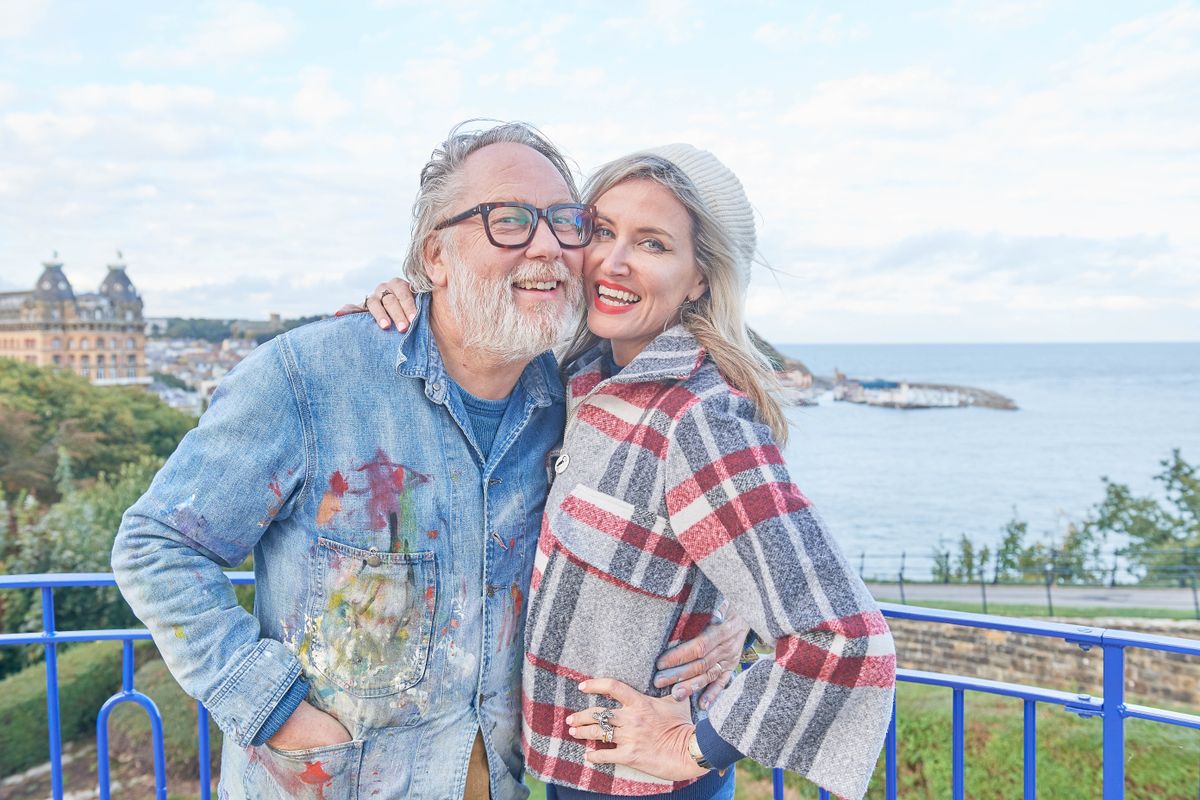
[[0, 360, 194, 496], [1083, 449, 1200, 584], [0, 457, 161, 678]]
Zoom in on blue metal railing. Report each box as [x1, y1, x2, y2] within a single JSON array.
[[3, 573, 1200, 799]]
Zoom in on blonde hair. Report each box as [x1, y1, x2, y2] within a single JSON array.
[[562, 154, 789, 445]]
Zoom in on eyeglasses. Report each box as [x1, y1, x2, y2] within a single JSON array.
[[434, 202, 596, 249]]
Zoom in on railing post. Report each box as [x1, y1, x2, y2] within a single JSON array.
[[952, 689, 965, 799], [198, 702, 212, 800], [42, 586, 65, 800], [773, 767, 785, 799], [1023, 699, 1037, 798], [1102, 643, 1125, 800], [886, 694, 898, 800], [1044, 563, 1054, 616], [898, 551, 907, 605]]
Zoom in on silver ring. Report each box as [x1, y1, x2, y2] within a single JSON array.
[[603, 727, 614, 744], [714, 661, 725, 673], [593, 709, 614, 726]]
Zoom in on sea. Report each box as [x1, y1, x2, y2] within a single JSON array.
[[775, 342, 1200, 580]]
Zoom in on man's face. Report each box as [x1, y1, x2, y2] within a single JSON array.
[[428, 142, 584, 362]]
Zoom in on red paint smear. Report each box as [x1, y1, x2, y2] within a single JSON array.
[[299, 759, 334, 800], [352, 450, 431, 530], [328, 470, 349, 496], [299, 760, 332, 785], [268, 479, 283, 501], [425, 585, 435, 601], [450, 618, 459, 629], [427, 529, 439, 539]]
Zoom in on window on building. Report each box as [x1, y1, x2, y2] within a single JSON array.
[[80, 339, 90, 350], [126, 337, 135, 349], [96, 355, 105, 379], [96, 337, 105, 349], [110, 338, 117, 350], [52, 338, 61, 349], [25, 338, 35, 349], [52, 355, 61, 366], [65, 339, 73, 350], [125, 310, 134, 321]]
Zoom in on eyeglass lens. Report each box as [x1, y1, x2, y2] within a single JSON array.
[[486, 205, 591, 247]]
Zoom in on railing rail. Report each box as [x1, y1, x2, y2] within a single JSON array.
[[2, 574, 1199, 799]]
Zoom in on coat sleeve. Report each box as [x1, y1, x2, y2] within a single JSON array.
[[111, 337, 311, 747], [663, 390, 895, 800]]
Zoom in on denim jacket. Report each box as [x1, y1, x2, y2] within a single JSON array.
[[112, 297, 564, 800]]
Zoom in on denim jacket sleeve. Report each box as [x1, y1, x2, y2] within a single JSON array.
[[112, 336, 312, 747]]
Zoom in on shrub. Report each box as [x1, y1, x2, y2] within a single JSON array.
[[108, 657, 222, 785], [0, 640, 140, 777]]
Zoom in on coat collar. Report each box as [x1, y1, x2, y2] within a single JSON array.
[[569, 324, 707, 398]]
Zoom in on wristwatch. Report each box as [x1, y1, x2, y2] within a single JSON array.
[[687, 729, 716, 770]]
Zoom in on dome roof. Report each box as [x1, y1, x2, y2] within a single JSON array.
[[32, 261, 75, 303], [99, 264, 138, 300]]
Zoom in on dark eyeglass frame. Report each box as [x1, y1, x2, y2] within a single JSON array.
[[433, 202, 597, 249]]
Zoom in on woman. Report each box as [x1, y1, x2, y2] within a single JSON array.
[[353, 146, 895, 800]]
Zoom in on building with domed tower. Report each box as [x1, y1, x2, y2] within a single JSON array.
[[0, 255, 150, 385]]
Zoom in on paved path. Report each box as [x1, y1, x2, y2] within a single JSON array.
[[865, 581, 1199, 613]]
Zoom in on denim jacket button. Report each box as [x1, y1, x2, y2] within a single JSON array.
[[366, 547, 382, 567], [554, 453, 569, 473]]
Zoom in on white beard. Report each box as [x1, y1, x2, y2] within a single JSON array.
[[444, 246, 583, 364]]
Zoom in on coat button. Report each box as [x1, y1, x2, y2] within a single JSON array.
[[554, 453, 569, 473], [366, 547, 382, 567]]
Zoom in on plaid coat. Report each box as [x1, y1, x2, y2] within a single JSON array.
[[521, 327, 896, 800]]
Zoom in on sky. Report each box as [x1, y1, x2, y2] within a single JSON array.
[[1, 0, 1197, 343]]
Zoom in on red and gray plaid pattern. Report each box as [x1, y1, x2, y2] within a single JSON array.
[[522, 328, 895, 800]]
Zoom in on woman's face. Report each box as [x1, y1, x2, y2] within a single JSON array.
[[584, 179, 707, 365]]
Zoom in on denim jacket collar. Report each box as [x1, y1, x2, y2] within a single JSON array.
[[393, 292, 563, 408]]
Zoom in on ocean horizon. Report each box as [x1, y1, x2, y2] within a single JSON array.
[[773, 341, 1200, 579]]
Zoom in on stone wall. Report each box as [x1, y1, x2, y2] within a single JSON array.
[[888, 617, 1200, 708]]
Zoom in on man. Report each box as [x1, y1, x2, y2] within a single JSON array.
[[113, 122, 739, 800]]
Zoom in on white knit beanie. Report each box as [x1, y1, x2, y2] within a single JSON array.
[[642, 143, 756, 290]]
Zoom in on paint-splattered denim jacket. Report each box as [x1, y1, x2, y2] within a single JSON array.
[[112, 298, 564, 800]]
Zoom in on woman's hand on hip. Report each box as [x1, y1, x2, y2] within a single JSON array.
[[334, 276, 419, 332], [567, 678, 708, 782]]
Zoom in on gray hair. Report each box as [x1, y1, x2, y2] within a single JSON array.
[[402, 120, 579, 291], [563, 152, 789, 444]]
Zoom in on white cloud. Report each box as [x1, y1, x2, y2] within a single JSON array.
[[0, 0, 48, 39], [59, 83, 217, 113], [4, 111, 97, 146], [124, 2, 295, 68], [753, 14, 865, 46], [292, 68, 351, 127]]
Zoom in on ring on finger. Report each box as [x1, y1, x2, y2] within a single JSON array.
[[593, 709, 615, 727], [603, 727, 614, 744], [380, 287, 394, 297]]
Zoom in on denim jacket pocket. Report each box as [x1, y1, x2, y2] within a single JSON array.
[[304, 537, 436, 698], [245, 738, 363, 800], [553, 483, 690, 601]]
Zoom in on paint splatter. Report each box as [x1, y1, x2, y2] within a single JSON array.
[[353, 450, 430, 531], [173, 625, 186, 639], [497, 582, 525, 651], [316, 470, 349, 528], [427, 529, 439, 540], [299, 759, 333, 795]]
